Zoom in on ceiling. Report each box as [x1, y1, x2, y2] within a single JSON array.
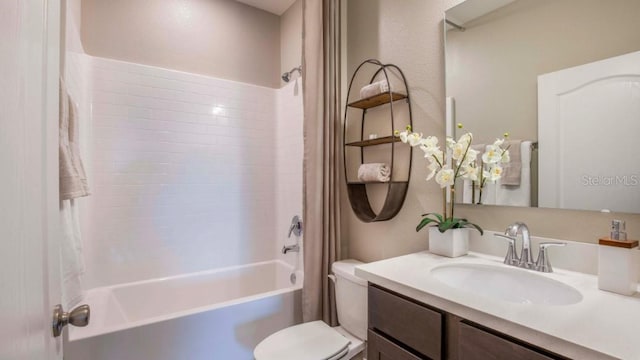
[[234, 0, 297, 15]]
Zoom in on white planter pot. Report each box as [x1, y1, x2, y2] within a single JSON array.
[[428, 227, 469, 258]]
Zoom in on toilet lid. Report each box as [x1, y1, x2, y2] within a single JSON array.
[[254, 321, 351, 360]]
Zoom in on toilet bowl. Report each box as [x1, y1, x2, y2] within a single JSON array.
[[254, 260, 367, 360]]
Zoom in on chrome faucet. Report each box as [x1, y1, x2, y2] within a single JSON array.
[[282, 244, 300, 254], [506, 222, 534, 269], [288, 215, 303, 238], [282, 215, 302, 254], [494, 222, 565, 273]]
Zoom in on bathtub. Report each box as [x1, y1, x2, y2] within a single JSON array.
[[66, 260, 303, 360]]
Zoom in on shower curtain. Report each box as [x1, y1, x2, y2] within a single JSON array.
[[302, 0, 343, 324]]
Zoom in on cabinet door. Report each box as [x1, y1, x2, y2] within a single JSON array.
[[458, 322, 558, 360], [369, 286, 442, 359], [367, 330, 423, 360]]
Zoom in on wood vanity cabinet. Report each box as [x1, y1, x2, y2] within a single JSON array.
[[367, 285, 570, 360]]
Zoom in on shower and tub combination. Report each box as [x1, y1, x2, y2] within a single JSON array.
[[63, 50, 305, 359], [67, 261, 303, 359]]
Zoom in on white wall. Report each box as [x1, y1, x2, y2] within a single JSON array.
[[83, 57, 283, 288], [280, 0, 303, 87], [81, 0, 281, 88]]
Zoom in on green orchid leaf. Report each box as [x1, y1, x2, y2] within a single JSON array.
[[438, 219, 456, 233], [420, 213, 444, 223], [416, 217, 439, 232], [465, 222, 484, 235]]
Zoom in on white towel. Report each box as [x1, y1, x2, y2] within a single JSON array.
[[360, 80, 390, 99], [496, 141, 532, 207], [501, 140, 522, 185], [60, 79, 90, 200], [60, 199, 86, 308], [59, 79, 89, 308], [358, 163, 391, 182]]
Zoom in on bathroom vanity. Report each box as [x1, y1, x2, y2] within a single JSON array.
[[356, 251, 638, 359], [368, 284, 566, 360]]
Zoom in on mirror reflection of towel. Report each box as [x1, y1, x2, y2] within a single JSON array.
[[501, 140, 522, 186], [60, 79, 90, 200]]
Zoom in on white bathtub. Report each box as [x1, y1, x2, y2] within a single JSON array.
[[66, 260, 303, 360]]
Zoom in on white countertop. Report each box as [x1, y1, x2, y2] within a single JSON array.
[[355, 251, 640, 359]]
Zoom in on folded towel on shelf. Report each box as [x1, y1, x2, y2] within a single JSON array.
[[501, 140, 523, 186], [358, 163, 391, 182], [360, 80, 390, 99]]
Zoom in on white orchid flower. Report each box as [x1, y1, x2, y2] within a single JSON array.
[[487, 165, 503, 182], [463, 148, 479, 165], [420, 136, 438, 148], [451, 142, 467, 161], [493, 138, 505, 147], [482, 145, 502, 164], [457, 132, 473, 146], [501, 149, 510, 163], [398, 130, 409, 143], [435, 168, 455, 188], [461, 164, 479, 181], [426, 160, 440, 181], [445, 136, 455, 149], [429, 149, 444, 165], [420, 143, 440, 157], [407, 132, 423, 147]]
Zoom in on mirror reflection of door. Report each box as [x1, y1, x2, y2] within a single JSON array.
[[538, 51, 640, 213], [445, 0, 640, 213]]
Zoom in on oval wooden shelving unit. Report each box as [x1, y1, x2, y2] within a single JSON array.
[[343, 59, 413, 223]]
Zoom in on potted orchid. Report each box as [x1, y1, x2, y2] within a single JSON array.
[[396, 124, 510, 257]]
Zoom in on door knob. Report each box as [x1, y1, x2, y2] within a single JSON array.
[[52, 304, 90, 337]]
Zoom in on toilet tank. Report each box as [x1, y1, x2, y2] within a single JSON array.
[[332, 260, 368, 341]]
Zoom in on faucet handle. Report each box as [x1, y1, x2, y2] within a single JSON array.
[[288, 215, 303, 238], [535, 242, 566, 273], [493, 233, 519, 266]]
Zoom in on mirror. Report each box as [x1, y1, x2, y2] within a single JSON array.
[[445, 0, 640, 213]]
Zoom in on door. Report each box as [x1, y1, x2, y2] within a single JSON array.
[[0, 1, 62, 359], [538, 51, 640, 212]]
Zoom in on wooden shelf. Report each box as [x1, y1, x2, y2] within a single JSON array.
[[347, 92, 407, 110], [345, 135, 401, 147], [343, 60, 413, 223]]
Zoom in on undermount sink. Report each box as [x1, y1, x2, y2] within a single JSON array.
[[430, 263, 583, 305]]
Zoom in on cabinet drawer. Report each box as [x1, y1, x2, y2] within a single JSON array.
[[459, 321, 558, 360], [368, 330, 423, 360], [369, 285, 442, 359]]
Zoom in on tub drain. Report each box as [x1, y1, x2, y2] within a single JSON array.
[[290, 273, 297, 285]]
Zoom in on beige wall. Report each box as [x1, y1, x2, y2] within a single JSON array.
[[344, 0, 640, 263], [447, 0, 640, 144], [81, 0, 281, 88], [280, 0, 302, 87]]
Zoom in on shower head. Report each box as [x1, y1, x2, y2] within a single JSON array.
[[282, 66, 302, 83]]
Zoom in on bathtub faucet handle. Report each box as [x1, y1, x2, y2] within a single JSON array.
[[288, 215, 303, 238]]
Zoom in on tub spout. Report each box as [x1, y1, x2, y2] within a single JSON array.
[[282, 244, 300, 254]]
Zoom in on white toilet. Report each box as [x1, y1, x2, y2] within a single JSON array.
[[254, 259, 368, 360]]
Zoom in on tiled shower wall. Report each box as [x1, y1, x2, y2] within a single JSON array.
[[81, 56, 302, 289]]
